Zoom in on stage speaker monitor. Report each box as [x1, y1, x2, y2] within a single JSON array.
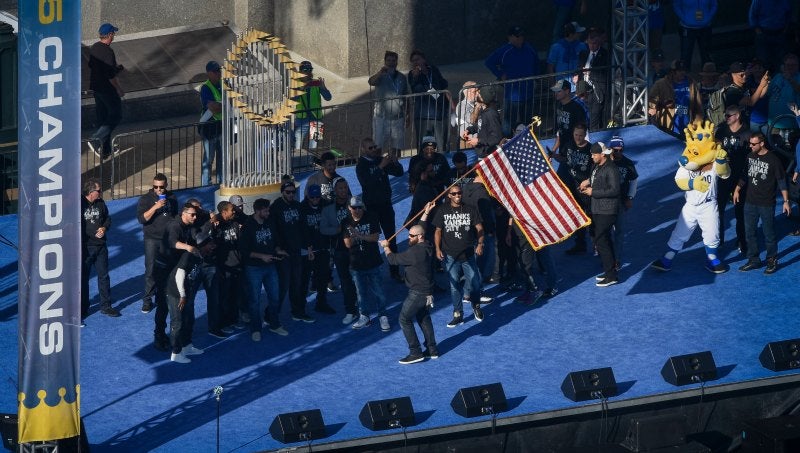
[[1, 414, 17, 452], [359, 396, 415, 431], [451, 382, 508, 418], [269, 409, 325, 444], [561, 367, 618, 402], [759, 339, 800, 372], [661, 351, 717, 386]]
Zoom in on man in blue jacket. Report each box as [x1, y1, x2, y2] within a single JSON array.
[[673, 0, 717, 70]]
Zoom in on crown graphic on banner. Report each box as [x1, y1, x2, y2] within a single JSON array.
[[18, 386, 81, 442]]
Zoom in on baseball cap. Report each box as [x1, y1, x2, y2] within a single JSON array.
[[307, 184, 322, 198], [98, 23, 118, 35], [229, 195, 244, 208], [590, 142, 612, 155], [349, 195, 365, 208], [281, 181, 297, 192], [206, 61, 221, 72], [609, 136, 624, 149], [299, 61, 313, 73], [564, 21, 586, 36], [421, 136, 437, 148], [550, 80, 571, 92], [670, 59, 687, 71], [728, 62, 745, 74], [507, 26, 524, 37]]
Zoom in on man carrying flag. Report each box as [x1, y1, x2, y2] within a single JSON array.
[[476, 128, 589, 251]]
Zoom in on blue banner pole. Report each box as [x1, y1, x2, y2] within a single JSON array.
[[17, 0, 82, 443]]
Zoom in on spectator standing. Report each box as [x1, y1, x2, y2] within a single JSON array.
[[382, 219, 439, 365], [433, 186, 485, 328], [369, 51, 410, 154], [749, 0, 793, 73], [551, 0, 587, 44], [734, 133, 791, 274], [356, 137, 404, 282], [577, 28, 609, 130], [272, 181, 315, 324], [648, 49, 669, 89], [81, 178, 120, 322], [766, 54, 800, 132], [199, 61, 223, 186], [484, 26, 540, 136], [648, 1, 665, 52], [300, 184, 336, 315], [746, 59, 770, 133], [559, 123, 593, 254], [715, 105, 751, 253], [215, 200, 245, 330], [465, 86, 503, 159], [343, 196, 389, 331], [672, 0, 717, 70], [548, 22, 587, 85], [240, 198, 288, 341], [579, 143, 620, 287], [293, 61, 332, 152], [720, 61, 770, 127], [87, 23, 124, 159], [408, 50, 449, 151], [320, 177, 359, 323], [453, 82, 479, 149], [649, 60, 703, 136], [698, 62, 721, 118]]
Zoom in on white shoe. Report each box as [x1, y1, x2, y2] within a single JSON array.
[[342, 313, 357, 324], [379, 315, 390, 332], [479, 296, 494, 304], [352, 314, 370, 329], [251, 331, 261, 342], [269, 326, 289, 336], [171, 352, 191, 363], [183, 344, 204, 356]]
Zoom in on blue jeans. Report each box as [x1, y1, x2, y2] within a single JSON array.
[[202, 134, 222, 186], [443, 254, 481, 312], [244, 264, 280, 332], [350, 266, 387, 317], [743, 202, 778, 261], [476, 234, 496, 283], [294, 119, 318, 150], [81, 243, 112, 318], [399, 290, 437, 356]]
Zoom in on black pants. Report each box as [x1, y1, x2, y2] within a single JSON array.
[[143, 238, 167, 305], [277, 254, 306, 317], [167, 293, 195, 354], [194, 263, 220, 331], [593, 213, 617, 280], [333, 249, 358, 315], [93, 90, 122, 153], [81, 243, 112, 318], [717, 178, 746, 250], [152, 265, 170, 342], [302, 249, 331, 307], [399, 290, 437, 356], [366, 202, 399, 274], [679, 25, 712, 68], [218, 266, 243, 327]]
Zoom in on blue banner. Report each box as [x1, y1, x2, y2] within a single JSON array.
[[17, 0, 81, 443]]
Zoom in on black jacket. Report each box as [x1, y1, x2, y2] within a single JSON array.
[[385, 241, 434, 294], [356, 155, 403, 206]]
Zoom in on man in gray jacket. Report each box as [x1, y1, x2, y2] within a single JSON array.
[[579, 142, 620, 286]]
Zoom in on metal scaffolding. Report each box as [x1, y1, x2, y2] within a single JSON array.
[[610, 0, 649, 127]]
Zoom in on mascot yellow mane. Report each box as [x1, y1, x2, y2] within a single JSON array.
[[675, 120, 730, 192]]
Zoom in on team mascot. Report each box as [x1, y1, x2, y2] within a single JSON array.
[[651, 120, 731, 273]]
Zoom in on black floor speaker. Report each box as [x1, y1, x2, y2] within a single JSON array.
[[741, 414, 800, 453], [269, 409, 326, 443], [359, 396, 415, 431]]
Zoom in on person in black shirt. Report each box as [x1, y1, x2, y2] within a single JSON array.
[[165, 231, 213, 364], [87, 23, 125, 159], [300, 184, 336, 315], [733, 132, 790, 274], [408, 50, 450, 151], [714, 105, 751, 252], [320, 177, 359, 323], [382, 219, 439, 365], [240, 198, 288, 341], [343, 196, 388, 331], [81, 178, 120, 322], [560, 123, 593, 254], [465, 86, 503, 158], [608, 136, 639, 269], [355, 137, 404, 282], [408, 138, 451, 194], [215, 201, 245, 331], [551, 79, 590, 189], [272, 181, 315, 324], [433, 186, 485, 327]]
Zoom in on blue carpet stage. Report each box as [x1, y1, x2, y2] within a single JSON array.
[[1, 125, 799, 452]]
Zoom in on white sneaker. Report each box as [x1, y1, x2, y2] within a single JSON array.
[[352, 314, 370, 329], [379, 315, 390, 332], [269, 326, 289, 336], [342, 313, 357, 324], [251, 331, 261, 342], [479, 296, 494, 304], [171, 352, 191, 363], [183, 344, 204, 355]]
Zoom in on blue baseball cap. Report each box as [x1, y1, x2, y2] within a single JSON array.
[[98, 23, 118, 35], [307, 184, 322, 198], [206, 61, 221, 73], [609, 136, 624, 149]]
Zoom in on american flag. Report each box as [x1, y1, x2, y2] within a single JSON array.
[[476, 130, 589, 250]]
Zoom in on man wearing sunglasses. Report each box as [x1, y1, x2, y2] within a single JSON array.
[[433, 186, 485, 327], [714, 105, 751, 253], [136, 173, 178, 346], [81, 178, 120, 324], [733, 132, 790, 274]]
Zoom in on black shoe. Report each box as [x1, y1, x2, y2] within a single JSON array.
[[738, 259, 761, 272], [292, 313, 316, 323], [101, 307, 121, 317], [398, 354, 425, 365], [472, 303, 484, 322], [565, 244, 587, 255], [764, 257, 778, 275], [596, 277, 618, 287], [141, 301, 153, 314], [314, 303, 336, 314], [423, 348, 440, 359], [447, 312, 463, 328], [542, 288, 559, 298]]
